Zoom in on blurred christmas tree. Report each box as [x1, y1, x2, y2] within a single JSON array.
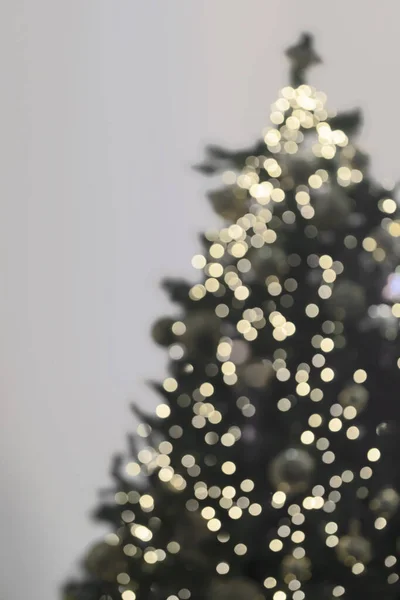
[[64, 34, 400, 600]]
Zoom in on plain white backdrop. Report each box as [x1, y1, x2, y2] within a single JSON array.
[[1, 2, 399, 598]]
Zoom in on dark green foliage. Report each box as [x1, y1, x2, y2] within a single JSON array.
[[63, 35, 400, 600]]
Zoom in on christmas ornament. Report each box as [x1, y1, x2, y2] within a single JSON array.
[[230, 339, 251, 365], [182, 311, 221, 357], [175, 510, 211, 566], [336, 529, 372, 566], [312, 184, 351, 230], [368, 304, 398, 340], [383, 273, 400, 303], [240, 360, 274, 388], [83, 540, 127, 582], [371, 226, 400, 259], [282, 554, 312, 581], [376, 421, 397, 437], [208, 577, 265, 600], [248, 246, 288, 279], [242, 424, 257, 442], [338, 384, 368, 412], [284, 157, 317, 186], [207, 187, 248, 222], [281, 141, 318, 185], [269, 448, 315, 494], [326, 280, 366, 320], [151, 317, 175, 347], [347, 213, 366, 229], [370, 487, 400, 517]]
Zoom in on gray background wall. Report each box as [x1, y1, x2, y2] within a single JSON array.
[[0, 2, 399, 598]]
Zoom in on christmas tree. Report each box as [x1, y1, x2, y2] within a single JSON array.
[[64, 34, 400, 600]]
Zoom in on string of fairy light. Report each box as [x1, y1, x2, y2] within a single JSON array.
[[258, 86, 399, 596], [192, 84, 399, 598], [107, 82, 400, 600]]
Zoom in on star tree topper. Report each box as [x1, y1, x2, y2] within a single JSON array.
[[286, 33, 322, 87]]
